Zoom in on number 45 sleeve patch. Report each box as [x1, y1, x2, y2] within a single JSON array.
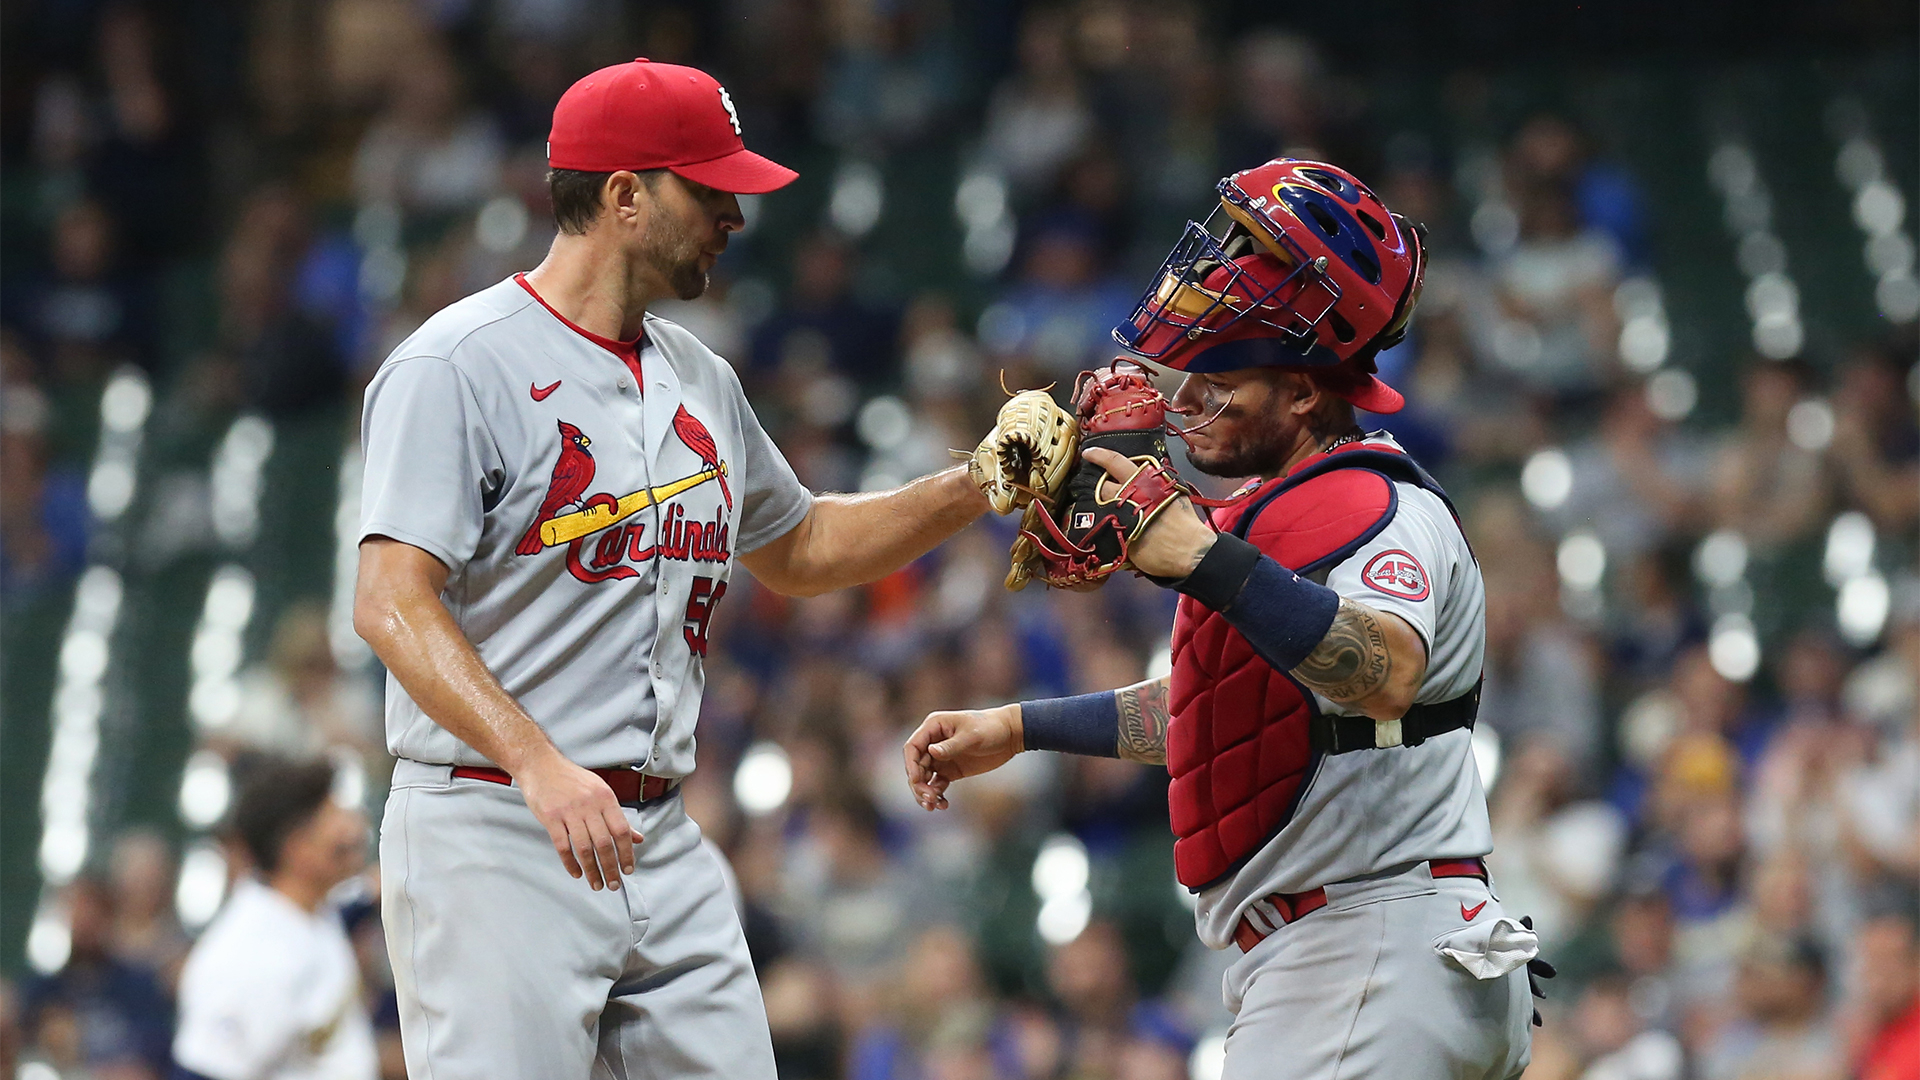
[[1362, 549, 1430, 601]]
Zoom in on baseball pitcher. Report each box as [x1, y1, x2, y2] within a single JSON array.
[[905, 159, 1552, 1080], [352, 59, 1066, 1078]]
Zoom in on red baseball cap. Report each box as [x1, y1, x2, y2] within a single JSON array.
[[547, 59, 798, 195]]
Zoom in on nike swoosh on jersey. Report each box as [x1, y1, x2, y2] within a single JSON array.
[[530, 380, 562, 401], [1461, 899, 1488, 921]]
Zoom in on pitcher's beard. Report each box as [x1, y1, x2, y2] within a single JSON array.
[[643, 216, 710, 300], [667, 263, 708, 301]]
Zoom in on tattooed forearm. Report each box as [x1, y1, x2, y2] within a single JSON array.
[[1292, 598, 1392, 704], [1115, 676, 1171, 765]]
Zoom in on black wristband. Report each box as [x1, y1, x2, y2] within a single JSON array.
[[1169, 533, 1263, 610], [1018, 692, 1123, 758], [1169, 533, 1342, 673]]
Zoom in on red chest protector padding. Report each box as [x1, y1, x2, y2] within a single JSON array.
[[1167, 446, 1442, 891]]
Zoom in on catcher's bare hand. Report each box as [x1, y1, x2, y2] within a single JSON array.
[[968, 390, 1079, 515], [515, 746, 644, 891], [903, 705, 1023, 811], [1080, 448, 1217, 580]]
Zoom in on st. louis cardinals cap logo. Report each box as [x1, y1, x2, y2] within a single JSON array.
[[1361, 549, 1429, 601]]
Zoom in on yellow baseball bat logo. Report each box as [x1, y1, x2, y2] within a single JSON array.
[[538, 463, 727, 548]]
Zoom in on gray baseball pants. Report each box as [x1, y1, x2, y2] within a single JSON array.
[[380, 759, 775, 1080], [1220, 861, 1535, 1080]]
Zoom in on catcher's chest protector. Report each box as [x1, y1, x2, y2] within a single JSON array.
[[1167, 446, 1449, 892]]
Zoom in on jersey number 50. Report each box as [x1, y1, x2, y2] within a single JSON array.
[[683, 575, 728, 657]]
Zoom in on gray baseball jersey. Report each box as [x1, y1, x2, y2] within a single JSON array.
[[358, 274, 811, 774], [1194, 433, 1492, 950], [1191, 434, 1532, 1080]]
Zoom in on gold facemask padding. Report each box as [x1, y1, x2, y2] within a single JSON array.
[[1219, 199, 1298, 266], [1151, 272, 1238, 320], [1148, 199, 1300, 323]]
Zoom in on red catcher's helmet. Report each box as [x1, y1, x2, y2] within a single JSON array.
[[1112, 158, 1427, 414]]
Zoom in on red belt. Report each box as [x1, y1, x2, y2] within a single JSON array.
[[451, 765, 679, 805], [1233, 858, 1488, 953]]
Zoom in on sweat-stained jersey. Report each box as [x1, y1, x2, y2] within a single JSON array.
[[358, 275, 812, 774], [1192, 432, 1491, 950]]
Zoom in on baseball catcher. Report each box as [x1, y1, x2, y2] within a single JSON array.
[[908, 158, 1552, 1080]]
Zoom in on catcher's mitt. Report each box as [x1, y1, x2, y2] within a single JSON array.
[[966, 388, 1079, 516], [1007, 362, 1201, 590]]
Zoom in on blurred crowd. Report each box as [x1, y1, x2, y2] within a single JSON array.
[[2, 2, 1916, 1080]]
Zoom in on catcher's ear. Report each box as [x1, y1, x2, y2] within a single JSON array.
[[1274, 370, 1321, 415]]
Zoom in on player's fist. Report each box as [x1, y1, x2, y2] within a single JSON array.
[[515, 747, 644, 892], [903, 704, 1022, 811]]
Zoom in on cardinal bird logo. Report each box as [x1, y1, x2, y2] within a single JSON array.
[[672, 405, 731, 510], [516, 420, 597, 555]]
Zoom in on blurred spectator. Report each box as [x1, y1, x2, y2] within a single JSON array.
[[1662, 788, 1750, 1010], [1554, 876, 1685, 1032], [27, 198, 154, 379], [350, 39, 505, 217], [1490, 743, 1629, 946], [1697, 934, 1841, 1080], [846, 925, 995, 1080], [1708, 361, 1831, 550], [0, 342, 89, 601], [217, 187, 349, 418], [982, 8, 1093, 198], [1562, 973, 1685, 1080], [1608, 540, 1706, 690], [814, 0, 962, 150], [1505, 115, 1649, 269], [751, 231, 902, 392], [1837, 627, 1920, 886], [218, 600, 384, 765], [1218, 31, 1349, 167], [1843, 907, 1920, 1080], [1474, 502, 1606, 775], [1474, 132, 1623, 405], [20, 874, 175, 1078], [173, 756, 377, 1080], [981, 214, 1135, 383], [1045, 921, 1190, 1078], [1551, 384, 1709, 559], [762, 954, 842, 1080], [107, 830, 189, 992], [87, 4, 204, 267], [1827, 343, 1920, 534], [783, 790, 942, 984]]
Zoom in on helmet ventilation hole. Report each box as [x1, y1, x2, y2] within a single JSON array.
[[1356, 209, 1387, 241], [1328, 312, 1356, 343], [1299, 167, 1347, 194], [1350, 246, 1381, 284], [1305, 201, 1342, 239]]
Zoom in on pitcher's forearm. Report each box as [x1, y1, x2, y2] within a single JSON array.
[[812, 466, 987, 584], [744, 466, 989, 595], [354, 565, 557, 773]]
